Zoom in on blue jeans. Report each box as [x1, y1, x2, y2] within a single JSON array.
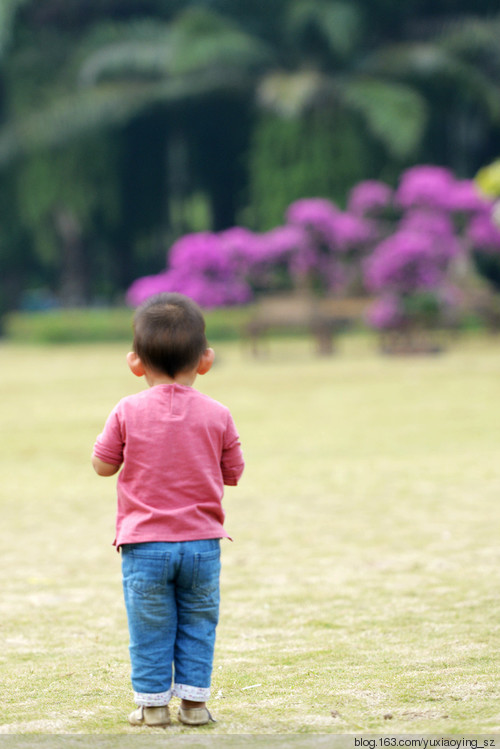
[[121, 539, 221, 706]]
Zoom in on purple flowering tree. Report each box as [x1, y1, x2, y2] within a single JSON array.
[[285, 197, 378, 293], [362, 165, 500, 346], [126, 225, 307, 308], [127, 230, 255, 309], [347, 180, 394, 217], [126, 164, 500, 349]]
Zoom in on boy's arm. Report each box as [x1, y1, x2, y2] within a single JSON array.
[[92, 454, 121, 476], [92, 405, 124, 476], [221, 413, 244, 486]]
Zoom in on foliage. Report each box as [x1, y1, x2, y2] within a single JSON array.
[[245, 107, 383, 230], [0, 7, 268, 165], [15, 137, 120, 273], [2, 1, 500, 312], [127, 165, 500, 333], [0, 0, 28, 60], [476, 160, 500, 198]]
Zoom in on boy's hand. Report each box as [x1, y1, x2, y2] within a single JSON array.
[[92, 454, 121, 476]]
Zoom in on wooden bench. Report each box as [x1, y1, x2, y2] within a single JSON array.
[[245, 294, 371, 355]]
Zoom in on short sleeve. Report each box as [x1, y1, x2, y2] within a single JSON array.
[[93, 406, 124, 467]]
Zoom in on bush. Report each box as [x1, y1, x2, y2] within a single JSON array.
[[3, 306, 255, 344]]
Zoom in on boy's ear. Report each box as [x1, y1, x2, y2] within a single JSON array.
[[126, 351, 146, 377], [197, 347, 215, 375]]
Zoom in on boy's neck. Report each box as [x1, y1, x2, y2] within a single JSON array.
[[144, 369, 197, 388]]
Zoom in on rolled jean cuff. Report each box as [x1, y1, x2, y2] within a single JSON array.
[[134, 688, 172, 707], [173, 683, 211, 701]]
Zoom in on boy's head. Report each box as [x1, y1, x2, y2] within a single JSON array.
[[131, 293, 209, 379]]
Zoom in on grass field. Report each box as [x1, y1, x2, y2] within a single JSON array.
[[1, 332, 500, 736]]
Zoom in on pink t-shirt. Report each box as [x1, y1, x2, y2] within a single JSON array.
[[93, 383, 244, 546]]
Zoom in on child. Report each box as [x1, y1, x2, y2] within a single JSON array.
[[92, 293, 244, 727]]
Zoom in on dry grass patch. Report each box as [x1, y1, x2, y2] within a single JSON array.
[[1, 334, 500, 734]]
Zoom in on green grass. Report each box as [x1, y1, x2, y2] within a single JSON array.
[[1, 333, 500, 735], [3, 306, 255, 344]]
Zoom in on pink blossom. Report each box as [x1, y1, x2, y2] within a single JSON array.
[[126, 272, 176, 307], [348, 180, 393, 216], [218, 227, 261, 273], [286, 197, 340, 228], [147, 267, 252, 308], [127, 231, 255, 308], [364, 230, 449, 293], [219, 226, 257, 253], [287, 197, 375, 252], [395, 165, 456, 211], [169, 232, 233, 275], [399, 210, 460, 259], [449, 180, 491, 213], [286, 198, 341, 250], [326, 212, 376, 252], [258, 225, 307, 260], [219, 226, 259, 260]]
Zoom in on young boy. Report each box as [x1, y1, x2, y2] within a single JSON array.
[[92, 293, 244, 727]]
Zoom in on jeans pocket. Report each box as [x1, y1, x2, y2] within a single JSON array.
[[123, 550, 168, 598], [192, 548, 221, 595]]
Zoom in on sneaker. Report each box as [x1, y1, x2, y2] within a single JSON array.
[[128, 705, 171, 727], [177, 706, 216, 726]]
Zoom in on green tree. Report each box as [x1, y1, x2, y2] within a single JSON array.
[[245, 0, 500, 224], [1, 0, 500, 309], [0, 3, 271, 305]]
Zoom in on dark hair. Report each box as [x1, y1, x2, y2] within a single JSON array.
[[132, 293, 208, 378]]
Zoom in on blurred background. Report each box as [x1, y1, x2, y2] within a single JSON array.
[[2, 0, 500, 345]]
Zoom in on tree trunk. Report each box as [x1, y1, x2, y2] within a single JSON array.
[[53, 207, 88, 306]]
